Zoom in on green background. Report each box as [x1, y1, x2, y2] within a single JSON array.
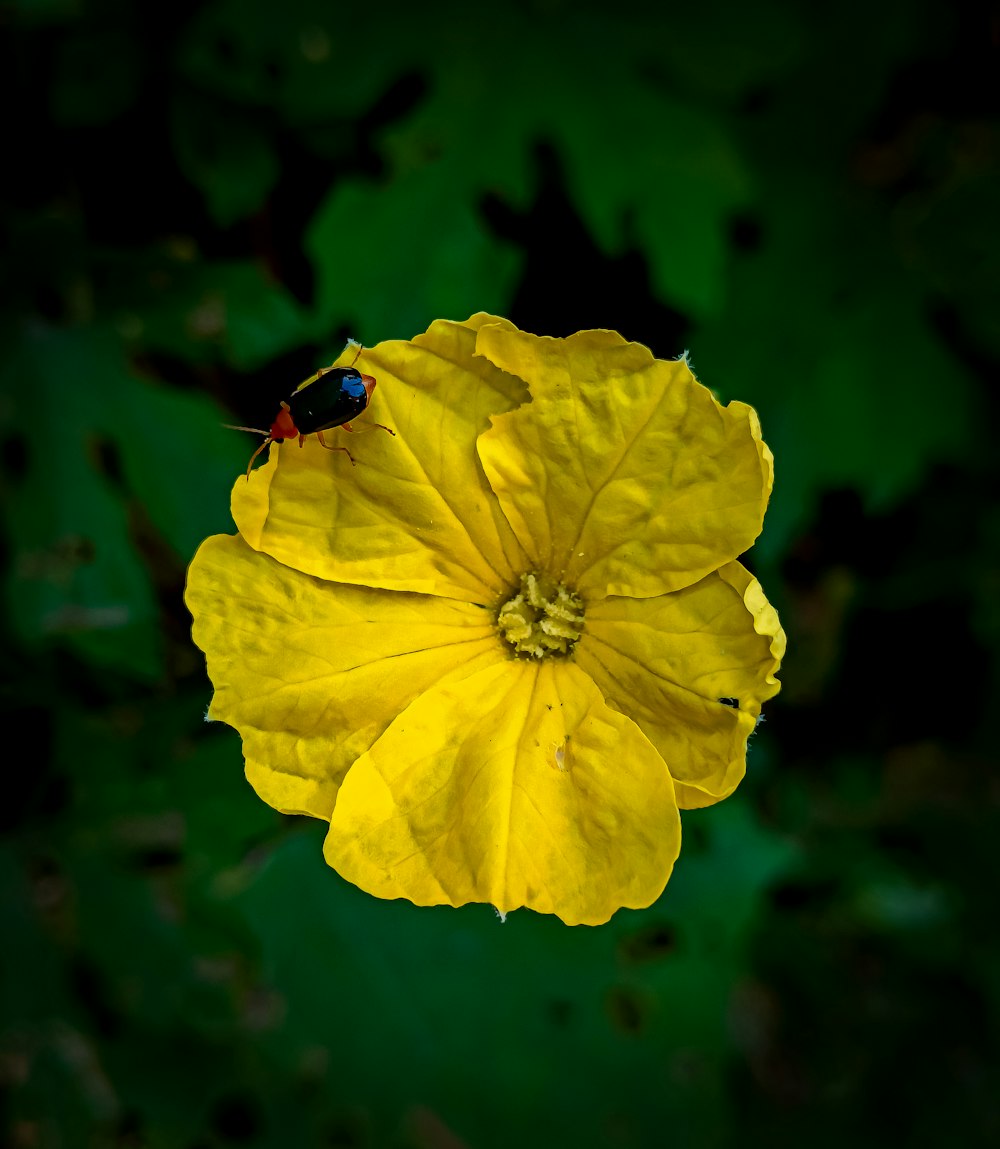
[[2, 1, 998, 1145]]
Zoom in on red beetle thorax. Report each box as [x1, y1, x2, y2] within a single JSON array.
[[269, 406, 299, 441]]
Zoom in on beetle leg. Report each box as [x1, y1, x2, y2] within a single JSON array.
[[315, 430, 355, 466], [341, 420, 396, 437]]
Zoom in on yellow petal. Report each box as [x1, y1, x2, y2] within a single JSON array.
[[185, 533, 502, 820], [232, 316, 528, 603], [476, 325, 772, 598], [575, 561, 784, 808], [324, 659, 680, 926]]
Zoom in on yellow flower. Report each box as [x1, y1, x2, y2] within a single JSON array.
[[185, 314, 784, 925]]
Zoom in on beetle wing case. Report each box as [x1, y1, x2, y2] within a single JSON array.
[[287, 367, 373, 435]]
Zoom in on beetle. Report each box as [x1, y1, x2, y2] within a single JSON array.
[[228, 343, 394, 479]]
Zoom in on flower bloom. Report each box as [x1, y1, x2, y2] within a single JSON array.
[[185, 315, 784, 925]]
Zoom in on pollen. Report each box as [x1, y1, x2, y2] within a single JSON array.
[[496, 572, 585, 659]]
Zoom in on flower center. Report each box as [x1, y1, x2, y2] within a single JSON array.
[[496, 573, 584, 659]]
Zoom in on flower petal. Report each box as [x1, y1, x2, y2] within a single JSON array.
[[232, 315, 529, 603], [324, 659, 680, 925], [185, 533, 502, 820], [575, 561, 784, 808], [476, 324, 773, 598]]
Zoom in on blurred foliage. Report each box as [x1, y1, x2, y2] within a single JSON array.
[[2, 0, 999, 1146]]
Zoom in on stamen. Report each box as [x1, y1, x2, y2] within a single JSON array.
[[497, 573, 584, 659]]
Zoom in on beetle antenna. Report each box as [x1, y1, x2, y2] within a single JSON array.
[[346, 338, 364, 367], [244, 436, 274, 480], [224, 423, 270, 436]]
